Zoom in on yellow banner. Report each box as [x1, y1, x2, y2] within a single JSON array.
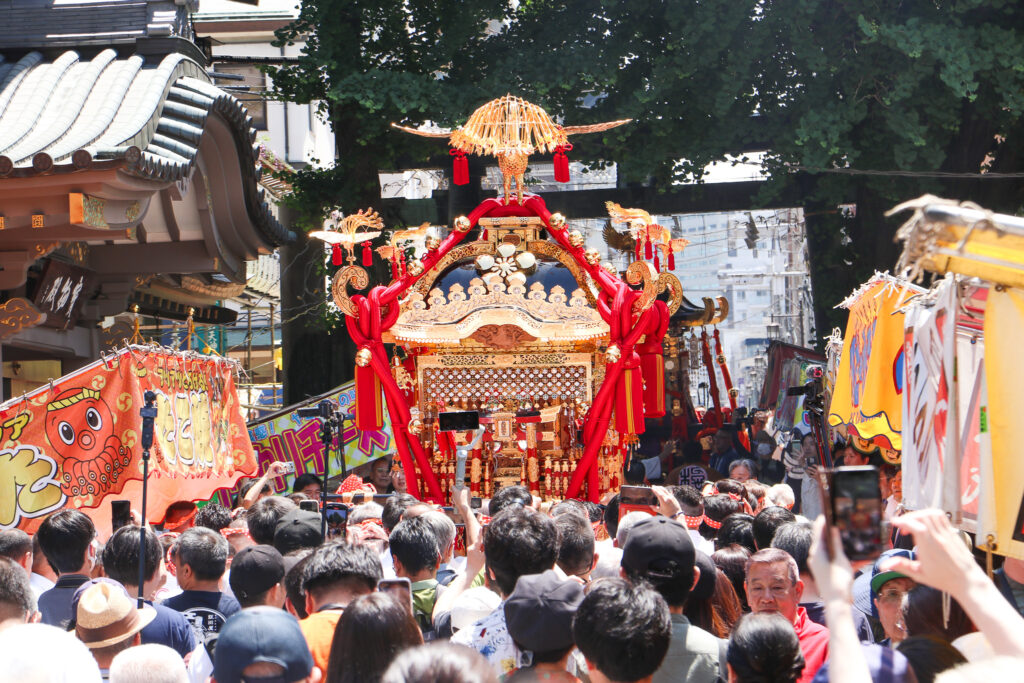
[[981, 288, 1024, 560], [829, 280, 914, 452]]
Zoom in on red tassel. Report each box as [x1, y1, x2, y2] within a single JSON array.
[[451, 150, 469, 185], [654, 252, 661, 272], [481, 229, 488, 241], [391, 260, 399, 279], [362, 243, 372, 266], [635, 238, 642, 261], [668, 250, 675, 270], [553, 144, 572, 183], [644, 234, 653, 259], [331, 244, 343, 266]]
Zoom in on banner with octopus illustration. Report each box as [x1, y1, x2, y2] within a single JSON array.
[[208, 382, 394, 507], [0, 346, 255, 534]]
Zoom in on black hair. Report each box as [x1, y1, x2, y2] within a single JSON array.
[[903, 585, 975, 642], [671, 485, 704, 516], [572, 577, 671, 682], [302, 542, 383, 598], [36, 509, 95, 574], [489, 485, 532, 517], [382, 494, 419, 534], [700, 494, 744, 540], [293, 473, 323, 494], [554, 512, 595, 577], [581, 501, 604, 524], [624, 461, 646, 485], [234, 478, 269, 508], [103, 526, 162, 586], [0, 556, 33, 621], [484, 507, 558, 597], [381, 642, 496, 683], [769, 522, 813, 575], [713, 478, 747, 499], [897, 635, 967, 683], [716, 514, 756, 554], [712, 544, 752, 612], [284, 550, 313, 619], [0, 530, 32, 561], [550, 499, 587, 519], [175, 527, 229, 581], [603, 494, 621, 539], [246, 496, 298, 545], [727, 613, 805, 683], [753, 507, 797, 551], [389, 516, 440, 576], [682, 440, 704, 464], [328, 592, 423, 683], [194, 504, 232, 532]]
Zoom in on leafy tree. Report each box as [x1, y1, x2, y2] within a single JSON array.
[[267, 0, 512, 402]]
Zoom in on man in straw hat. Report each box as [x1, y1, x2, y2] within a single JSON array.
[[75, 580, 157, 680]]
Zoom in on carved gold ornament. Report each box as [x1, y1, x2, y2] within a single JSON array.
[[568, 230, 585, 248], [407, 260, 425, 277], [408, 419, 423, 435], [310, 208, 384, 262], [584, 248, 601, 265], [355, 347, 373, 367], [602, 262, 618, 277], [331, 265, 369, 317], [425, 236, 440, 251], [549, 213, 567, 230], [626, 260, 658, 312], [454, 216, 471, 232], [657, 272, 684, 316], [605, 344, 622, 363]]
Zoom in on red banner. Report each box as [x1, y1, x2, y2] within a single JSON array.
[[0, 346, 256, 534]]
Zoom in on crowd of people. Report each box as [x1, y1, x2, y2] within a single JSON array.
[[1, 440, 1024, 683]]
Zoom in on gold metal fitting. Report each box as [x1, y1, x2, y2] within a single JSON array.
[[408, 419, 423, 435], [584, 248, 601, 265], [425, 236, 440, 251], [549, 213, 566, 229], [605, 344, 621, 363], [601, 262, 617, 276], [355, 347, 372, 367], [728, 388, 739, 397], [407, 260, 424, 276], [716, 354, 726, 364], [454, 216, 471, 232], [568, 230, 585, 248]]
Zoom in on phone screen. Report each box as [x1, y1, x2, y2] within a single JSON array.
[[377, 578, 413, 612], [111, 500, 131, 532], [831, 466, 883, 561], [619, 485, 659, 521], [470, 497, 482, 510], [438, 411, 480, 432], [325, 503, 349, 539]]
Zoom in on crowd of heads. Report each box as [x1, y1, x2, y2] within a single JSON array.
[[0, 442, 1020, 683]]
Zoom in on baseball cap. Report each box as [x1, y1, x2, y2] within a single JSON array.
[[230, 545, 285, 601], [504, 570, 584, 655], [689, 551, 717, 602], [870, 548, 914, 594], [213, 607, 314, 683], [273, 509, 322, 555], [621, 516, 695, 580]]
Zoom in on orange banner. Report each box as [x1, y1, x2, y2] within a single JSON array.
[[0, 346, 256, 535]]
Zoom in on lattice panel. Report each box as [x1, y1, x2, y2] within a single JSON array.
[[422, 365, 589, 402]]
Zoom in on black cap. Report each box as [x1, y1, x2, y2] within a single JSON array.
[[214, 607, 313, 683], [230, 545, 285, 600], [273, 509, 322, 555], [504, 570, 584, 654], [621, 516, 695, 580]]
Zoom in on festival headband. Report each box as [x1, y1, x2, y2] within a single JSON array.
[[701, 515, 722, 530], [683, 515, 703, 530], [220, 527, 251, 540]]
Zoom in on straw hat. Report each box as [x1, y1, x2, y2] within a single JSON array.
[[75, 582, 156, 649]]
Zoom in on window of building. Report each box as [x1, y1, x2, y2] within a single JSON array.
[[212, 62, 268, 130]]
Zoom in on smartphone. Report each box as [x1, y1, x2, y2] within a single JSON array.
[[442, 506, 463, 524], [470, 497, 482, 510], [324, 502, 349, 539], [299, 499, 319, 513], [377, 577, 413, 612], [280, 462, 296, 474], [829, 466, 883, 562], [619, 485, 659, 521], [111, 500, 131, 532], [438, 411, 480, 432]]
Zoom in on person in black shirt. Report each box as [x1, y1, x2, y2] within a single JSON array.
[[35, 509, 96, 628], [162, 527, 240, 652]]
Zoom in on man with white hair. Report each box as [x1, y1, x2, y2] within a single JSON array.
[[616, 511, 653, 548], [0, 623, 102, 682], [110, 644, 188, 683], [767, 483, 796, 510]]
